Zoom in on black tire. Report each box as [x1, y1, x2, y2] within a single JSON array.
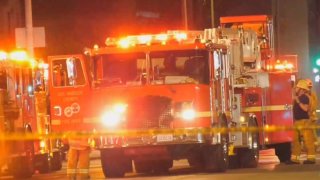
[[274, 142, 291, 163], [51, 150, 62, 171], [134, 160, 153, 173], [10, 156, 34, 179], [238, 117, 259, 168], [152, 159, 173, 174], [100, 149, 131, 178], [10, 128, 35, 178], [238, 148, 258, 168], [35, 153, 51, 173], [202, 113, 229, 172], [228, 153, 240, 169], [202, 144, 228, 172], [187, 150, 204, 169]]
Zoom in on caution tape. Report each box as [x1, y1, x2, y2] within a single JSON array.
[[0, 125, 320, 141]]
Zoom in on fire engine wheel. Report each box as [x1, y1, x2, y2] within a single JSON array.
[[134, 160, 153, 173], [152, 159, 173, 174], [202, 144, 228, 172], [238, 117, 259, 168], [238, 148, 258, 168], [10, 128, 35, 179], [100, 149, 131, 178], [201, 115, 229, 172], [187, 148, 203, 169], [202, 130, 228, 172], [134, 159, 173, 174], [228, 153, 240, 169], [51, 150, 63, 171], [274, 142, 291, 163], [35, 153, 51, 173]]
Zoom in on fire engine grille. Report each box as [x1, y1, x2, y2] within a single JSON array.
[[126, 96, 173, 129]]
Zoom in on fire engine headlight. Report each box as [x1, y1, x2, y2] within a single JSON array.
[[177, 101, 196, 121], [240, 116, 246, 123], [101, 103, 127, 128], [40, 140, 46, 148], [181, 108, 196, 121]]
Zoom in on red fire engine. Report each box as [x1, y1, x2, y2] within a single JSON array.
[[48, 30, 259, 178], [220, 15, 297, 162], [0, 50, 62, 178]]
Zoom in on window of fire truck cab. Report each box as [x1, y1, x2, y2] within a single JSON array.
[[92, 50, 209, 86], [92, 52, 146, 87], [52, 57, 85, 87], [150, 50, 209, 85]]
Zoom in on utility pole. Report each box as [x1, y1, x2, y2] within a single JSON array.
[[182, 0, 188, 30], [25, 0, 34, 58], [211, 0, 215, 27]]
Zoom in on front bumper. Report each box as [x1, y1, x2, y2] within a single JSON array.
[[95, 131, 219, 149]]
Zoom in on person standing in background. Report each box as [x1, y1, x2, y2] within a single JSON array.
[[286, 79, 316, 164], [305, 79, 319, 149]]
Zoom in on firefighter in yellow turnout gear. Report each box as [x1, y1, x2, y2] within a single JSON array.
[[305, 79, 319, 150], [305, 79, 318, 123], [67, 138, 91, 179], [287, 79, 316, 164]]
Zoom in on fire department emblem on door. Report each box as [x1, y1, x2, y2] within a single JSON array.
[[64, 102, 81, 117]]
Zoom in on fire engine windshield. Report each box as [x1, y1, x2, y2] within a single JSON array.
[[93, 52, 146, 86], [93, 50, 209, 87], [150, 50, 209, 85]]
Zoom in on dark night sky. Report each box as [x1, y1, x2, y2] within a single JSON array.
[[29, 0, 272, 57], [32, 0, 182, 56]]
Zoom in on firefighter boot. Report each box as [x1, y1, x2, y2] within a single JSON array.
[[288, 121, 303, 165], [76, 148, 91, 180], [302, 123, 316, 164], [67, 148, 78, 180]]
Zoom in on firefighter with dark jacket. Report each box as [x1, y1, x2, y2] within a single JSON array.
[[287, 79, 316, 164]]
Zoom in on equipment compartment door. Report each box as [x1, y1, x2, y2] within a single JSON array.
[[266, 73, 295, 144]]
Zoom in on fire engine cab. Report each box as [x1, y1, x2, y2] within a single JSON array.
[[0, 50, 62, 178], [220, 15, 297, 162], [48, 30, 259, 178]]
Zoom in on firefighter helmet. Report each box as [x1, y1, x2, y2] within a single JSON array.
[[296, 79, 310, 91], [305, 78, 313, 87]]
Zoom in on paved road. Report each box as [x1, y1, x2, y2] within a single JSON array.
[[2, 149, 320, 180]]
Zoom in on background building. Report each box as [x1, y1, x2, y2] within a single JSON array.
[[0, 0, 24, 51]]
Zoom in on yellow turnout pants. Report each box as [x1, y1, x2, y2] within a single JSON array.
[[67, 148, 91, 180], [291, 119, 316, 162]]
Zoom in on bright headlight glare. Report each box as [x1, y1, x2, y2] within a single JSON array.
[[113, 103, 127, 113], [101, 110, 122, 127], [240, 116, 245, 122], [181, 109, 196, 121], [40, 140, 46, 148]]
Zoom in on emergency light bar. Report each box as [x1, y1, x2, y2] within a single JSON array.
[[266, 59, 295, 71], [0, 51, 7, 61], [9, 50, 29, 61], [105, 30, 204, 49], [0, 50, 47, 69]]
